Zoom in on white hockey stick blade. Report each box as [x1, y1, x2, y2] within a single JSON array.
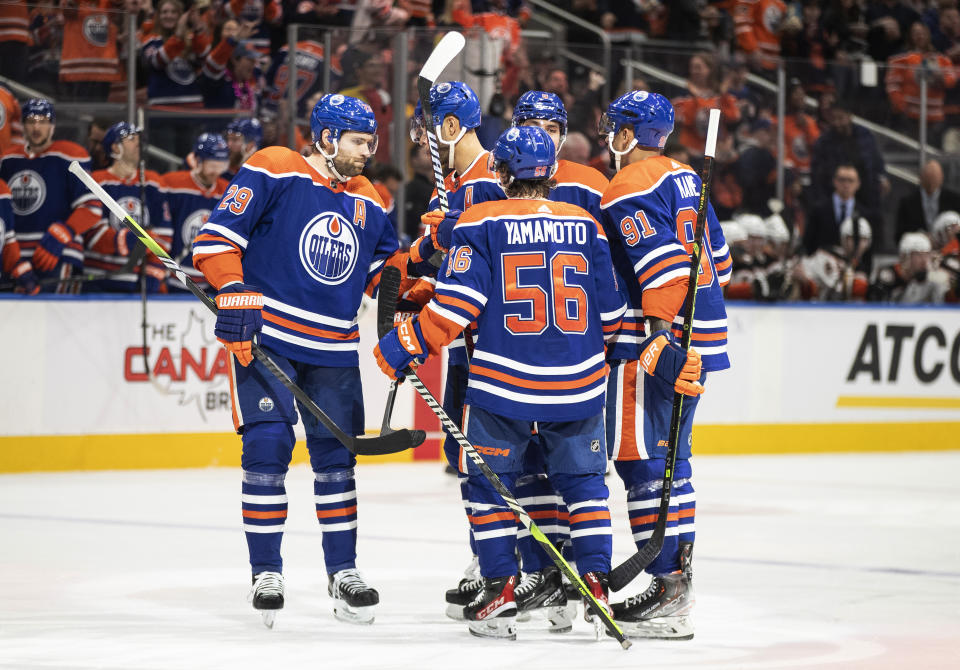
[[419, 31, 465, 81]]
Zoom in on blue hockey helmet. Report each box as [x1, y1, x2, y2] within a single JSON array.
[[22, 98, 55, 123], [310, 93, 377, 145], [512, 91, 567, 131], [490, 125, 556, 181], [599, 90, 674, 149], [410, 81, 481, 142], [226, 117, 263, 146], [102, 121, 141, 156], [194, 133, 229, 162]]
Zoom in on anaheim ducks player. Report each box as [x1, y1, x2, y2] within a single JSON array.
[[192, 93, 412, 629]]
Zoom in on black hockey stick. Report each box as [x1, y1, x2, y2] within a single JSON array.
[[68, 161, 423, 457], [608, 109, 721, 593], [376, 266, 419, 440], [399, 360, 630, 648], [417, 31, 464, 268]]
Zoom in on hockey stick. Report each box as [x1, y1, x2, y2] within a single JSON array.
[[392, 336, 630, 645], [376, 265, 403, 435], [68, 161, 423, 457], [608, 109, 721, 593], [417, 31, 465, 268]]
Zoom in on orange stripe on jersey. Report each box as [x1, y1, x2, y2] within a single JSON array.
[[671, 329, 727, 342], [435, 294, 482, 317], [262, 311, 359, 340], [242, 509, 288, 519], [528, 510, 559, 520], [419, 305, 466, 355], [469, 511, 517, 524], [193, 233, 240, 252], [715, 256, 733, 272], [636, 253, 690, 285], [617, 321, 644, 331], [470, 365, 606, 391], [602, 155, 695, 208], [316, 505, 357, 519], [617, 361, 641, 461], [630, 508, 694, 526], [641, 278, 687, 323], [569, 510, 611, 524]]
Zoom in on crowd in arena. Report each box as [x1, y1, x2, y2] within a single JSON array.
[[0, 0, 958, 303]]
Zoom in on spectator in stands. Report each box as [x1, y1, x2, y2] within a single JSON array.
[[732, 0, 788, 72], [0, 3, 31, 83], [865, 0, 920, 62], [85, 117, 114, 171], [895, 159, 960, 242], [59, 0, 123, 102], [201, 40, 263, 113], [224, 0, 282, 57], [805, 163, 875, 275], [542, 68, 574, 110], [885, 21, 958, 146], [894, 231, 949, 303], [809, 101, 888, 215], [700, 2, 735, 56], [598, 0, 655, 36], [403, 143, 434, 241], [558, 131, 591, 165], [369, 162, 402, 236], [735, 116, 777, 216], [779, 78, 820, 183], [673, 52, 741, 156], [223, 117, 263, 180], [931, 5, 960, 57], [338, 49, 393, 166]]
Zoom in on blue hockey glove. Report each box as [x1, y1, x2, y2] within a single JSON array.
[[638, 329, 704, 396], [214, 282, 263, 367], [374, 316, 429, 379]]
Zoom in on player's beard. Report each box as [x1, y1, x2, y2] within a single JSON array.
[[27, 127, 52, 150], [332, 153, 366, 179]]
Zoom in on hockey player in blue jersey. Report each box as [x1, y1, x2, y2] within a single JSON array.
[[192, 93, 407, 628], [85, 122, 173, 293], [223, 118, 262, 181], [505, 90, 613, 625], [599, 91, 732, 640], [0, 99, 101, 293], [375, 126, 627, 640], [408, 81, 512, 614], [164, 133, 230, 293]]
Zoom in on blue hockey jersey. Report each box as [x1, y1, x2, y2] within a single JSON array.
[[84, 169, 172, 292], [0, 141, 100, 266], [164, 169, 229, 291], [417, 198, 626, 422], [600, 155, 731, 371], [192, 146, 399, 367], [426, 150, 506, 365]]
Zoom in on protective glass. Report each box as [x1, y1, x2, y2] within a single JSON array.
[[409, 115, 426, 143], [597, 113, 616, 137]]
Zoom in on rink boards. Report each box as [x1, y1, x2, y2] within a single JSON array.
[[1, 296, 958, 472]]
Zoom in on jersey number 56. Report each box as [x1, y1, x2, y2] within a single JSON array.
[[502, 251, 589, 336]]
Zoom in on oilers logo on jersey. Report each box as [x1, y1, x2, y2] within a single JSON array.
[[298, 211, 358, 285], [181, 208, 211, 251], [10, 170, 46, 216], [109, 195, 149, 229], [167, 58, 196, 86], [83, 14, 110, 47]]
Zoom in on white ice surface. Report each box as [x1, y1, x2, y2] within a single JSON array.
[[1, 452, 959, 669]]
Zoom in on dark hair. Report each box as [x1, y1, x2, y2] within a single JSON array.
[[497, 165, 555, 199]]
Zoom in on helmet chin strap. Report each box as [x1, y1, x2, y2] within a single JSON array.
[[606, 132, 637, 173], [438, 124, 467, 169], [316, 137, 348, 182]]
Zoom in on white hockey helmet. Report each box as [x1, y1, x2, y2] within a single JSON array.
[[735, 213, 767, 238], [899, 231, 932, 255], [764, 213, 790, 243], [933, 210, 960, 235], [839, 216, 872, 241], [720, 220, 748, 244]]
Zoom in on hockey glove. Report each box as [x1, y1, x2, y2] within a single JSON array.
[[214, 282, 264, 367], [421, 208, 461, 253], [639, 330, 704, 396], [33, 222, 79, 272], [11, 261, 40, 295], [374, 316, 428, 379]]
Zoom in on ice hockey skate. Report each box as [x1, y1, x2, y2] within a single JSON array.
[[464, 575, 518, 640], [514, 566, 575, 633], [611, 542, 695, 640], [328, 568, 379, 625], [248, 571, 284, 629], [444, 555, 482, 620]]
